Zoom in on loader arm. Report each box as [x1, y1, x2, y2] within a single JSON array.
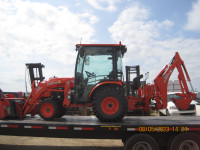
[[22, 81, 49, 117], [22, 79, 73, 118], [153, 52, 196, 110]]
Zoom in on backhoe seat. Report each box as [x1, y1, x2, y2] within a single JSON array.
[[131, 74, 143, 94]]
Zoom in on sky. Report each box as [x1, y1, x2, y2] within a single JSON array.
[[0, 0, 200, 92]]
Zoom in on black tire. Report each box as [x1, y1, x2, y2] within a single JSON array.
[[56, 107, 66, 118], [166, 135, 175, 150], [170, 133, 200, 150], [92, 86, 128, 122], [124, 134, 159, 150], [166, 109, 170, 116], [38, 99, 59, 121], [158, 111, 164, 116]]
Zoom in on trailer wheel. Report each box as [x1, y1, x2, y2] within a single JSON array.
[[92, 87, 127, 122], [170, 133, 200, 150], [124, 134, 159, 150], [38, 99, 59, 121]]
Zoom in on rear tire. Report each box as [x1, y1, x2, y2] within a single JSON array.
[[92, 86, 127, 122], [38, 99, 59, 121]]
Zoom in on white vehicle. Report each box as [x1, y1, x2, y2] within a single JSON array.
[[195, 92, 200, 103], [159, 92, 198, 116]]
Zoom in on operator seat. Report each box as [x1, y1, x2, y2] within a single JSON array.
[[131, 74, 143, 96]]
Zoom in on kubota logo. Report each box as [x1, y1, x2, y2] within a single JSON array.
[[35, 86, 42, 93]]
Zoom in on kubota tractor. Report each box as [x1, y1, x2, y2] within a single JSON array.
[[0, 42, 196, 122]]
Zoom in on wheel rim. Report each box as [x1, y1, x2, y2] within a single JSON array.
[[101, 97, 119, 115], [40, 102, 55, 118], [179, 140, 199, 150], [133, 141, 152, 150]]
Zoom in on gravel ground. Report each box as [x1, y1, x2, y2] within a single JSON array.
[[0, 135, 123, 150]]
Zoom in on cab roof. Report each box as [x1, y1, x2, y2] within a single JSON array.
[[76, 41, 124, 47]]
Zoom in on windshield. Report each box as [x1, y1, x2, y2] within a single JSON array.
[[84, 55, 113, 84]]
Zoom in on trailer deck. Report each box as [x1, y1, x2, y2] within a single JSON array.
[[0, 115, 200, 139], [1, 115, 200, 126]]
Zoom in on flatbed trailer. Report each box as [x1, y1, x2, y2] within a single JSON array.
[[0, 115, 200, 150]]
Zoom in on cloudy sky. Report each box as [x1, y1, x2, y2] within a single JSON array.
[[0, 0, 200, 92]]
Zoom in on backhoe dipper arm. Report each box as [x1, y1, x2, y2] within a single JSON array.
[[154, 52, 196, 110]]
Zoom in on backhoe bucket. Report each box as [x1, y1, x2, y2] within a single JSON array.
[[171, 92, 196, 110]]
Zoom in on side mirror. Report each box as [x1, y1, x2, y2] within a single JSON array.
[[79, 46, 85, 57], [121, 46, 127, 56]]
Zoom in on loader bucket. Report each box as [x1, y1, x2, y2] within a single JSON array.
[[0, 98, 10, 119], [0, 98, 25, 119], [0, 89, 25, 119]]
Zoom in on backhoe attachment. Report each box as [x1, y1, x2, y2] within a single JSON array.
[[154, 52, 196, 110]]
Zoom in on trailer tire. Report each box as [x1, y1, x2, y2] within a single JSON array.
[[92, 86, 127, 122], [124, 134, 159, 150], [38, 99, 59, 121], [170, 132, 200, 150]]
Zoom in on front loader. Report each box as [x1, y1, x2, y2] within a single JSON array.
[[0, 42, 196, 122]]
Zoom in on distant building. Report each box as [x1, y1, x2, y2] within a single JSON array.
[[168, 80, 181, 92]]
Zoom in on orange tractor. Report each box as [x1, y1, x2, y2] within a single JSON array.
[[0, 42, 196, 121]]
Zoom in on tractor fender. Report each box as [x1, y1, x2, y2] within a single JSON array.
[[88, 81, 123, 101]]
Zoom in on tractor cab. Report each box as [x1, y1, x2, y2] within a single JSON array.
[[75, 42, 127, 103]]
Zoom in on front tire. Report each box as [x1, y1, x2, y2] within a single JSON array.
[[92, 87, 127, 122], [38, 99, 59, 121]]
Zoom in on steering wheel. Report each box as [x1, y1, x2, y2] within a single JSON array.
[[85, 71, 96, 78]]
